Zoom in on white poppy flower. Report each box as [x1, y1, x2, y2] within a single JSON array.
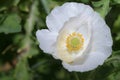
[[36, 2, 113, 72]]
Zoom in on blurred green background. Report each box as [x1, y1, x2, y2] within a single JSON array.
[[0, 0, 120, 80]]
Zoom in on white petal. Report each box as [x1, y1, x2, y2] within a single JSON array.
[[36, 29, 58, 55], [62, 51, 107, 72], [62, 12, 113, 72], [46, 2, 94, 32], [56, 12, 94, 63], [71, 12, 113, 65], [56, 16, 91, 63], [91, 12, 113, 57]]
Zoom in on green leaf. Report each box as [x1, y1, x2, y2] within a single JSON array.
[[107, 68, 120, 80], [40, 0, 58, 14], [13, 0, 20, 6], [0, 13, 21, 34], [105, 50, 120, 68], [40, 0, 50, 14], [18, 0, 30, 12], [106, 50, 120, 62], [92, 0, 111, 18]]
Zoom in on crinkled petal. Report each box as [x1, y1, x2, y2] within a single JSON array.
[[36, 29, 58, 54], [46, 2, 93, 32], [62, 12, 113, 72], [56, 16, 92, 63], [71, 12, 113, 65], [91, 12, 113, 57], [62, 51, 107, 72]]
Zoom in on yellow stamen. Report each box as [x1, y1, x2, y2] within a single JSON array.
[[66, 32, 84, 52]]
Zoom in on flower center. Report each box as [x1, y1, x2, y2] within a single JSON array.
[[66, 32, 84, 52]]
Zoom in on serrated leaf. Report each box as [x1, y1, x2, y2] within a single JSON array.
[[92, 0, 111, 18], [92, 1, 103, 7], [0, 13, 21, 34]]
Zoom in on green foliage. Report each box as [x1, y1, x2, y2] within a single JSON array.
[[0, 0, 120, 80], [113, 15, 120, 41], [14, 58, 30, 80], [112, 0, 120, 4], [92, 0, 111, 18], [0, 76, 14, 80], [0, 13, 21, 34]]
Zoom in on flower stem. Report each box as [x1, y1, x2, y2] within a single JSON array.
[[24, 0, 39, 37]]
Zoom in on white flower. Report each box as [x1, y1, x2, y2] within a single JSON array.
[[36, 2, 113, 72]]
